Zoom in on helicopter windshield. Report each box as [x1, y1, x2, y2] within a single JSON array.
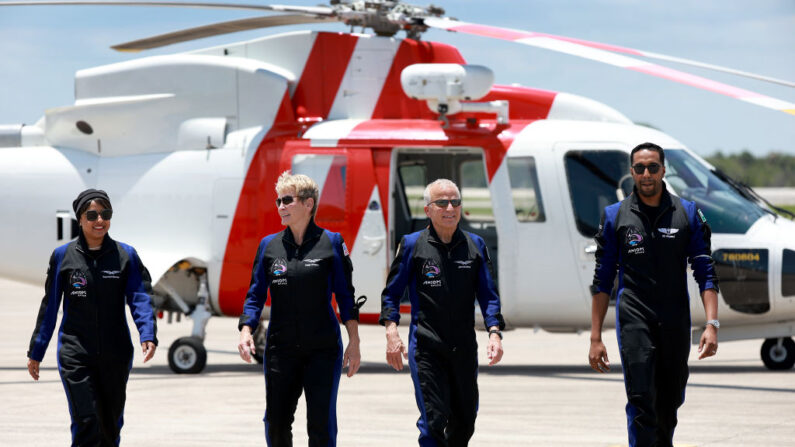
[[664, 149, 766, 234]]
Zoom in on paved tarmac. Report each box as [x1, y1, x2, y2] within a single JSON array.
[[1, 276, 793, 446]]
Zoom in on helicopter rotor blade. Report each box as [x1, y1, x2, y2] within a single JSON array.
[[111, 14, 340, 51], [0, 1, 335, 16], [424, 18, 795, 116]]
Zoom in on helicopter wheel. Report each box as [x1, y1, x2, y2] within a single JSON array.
[[167, 336, 207, 374], [760, 337, 795, 370]]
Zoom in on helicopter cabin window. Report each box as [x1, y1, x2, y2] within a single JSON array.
[[460, 159, 495, 227], [507, 157, 545, 222], [564, 150, 630, 237], [291, 154, 347, 222], [398, 164, 428, 219], [783, 249, 795, 297]]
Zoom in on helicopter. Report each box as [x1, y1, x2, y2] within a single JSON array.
[[0, 0, 793, 374]]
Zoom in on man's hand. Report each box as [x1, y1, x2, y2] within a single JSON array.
[[385, 321, 408, 371], [141, 341, 156, 363], [238, 325, 256, 363], [486, 332, 503, 366], [589, 339, 610, 373], [698, 325, 718, 359], [343, 340, 361, 377], [27, 358, 40, 381]]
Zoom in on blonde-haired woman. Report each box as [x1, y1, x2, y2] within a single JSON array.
[[238, 171, 361, 446]]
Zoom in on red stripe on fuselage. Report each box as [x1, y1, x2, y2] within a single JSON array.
[[218, 90, 299, 316], [481, 85, 556, 120], [292, 33, 359, 119], [371, 39, 466, 119], [218, 33, 360, 316]]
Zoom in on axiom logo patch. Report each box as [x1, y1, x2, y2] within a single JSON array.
[[421, 259, 443, 287], [70, 270, 87, 289], [422, 259, 441, 278], [70, 270, 88, 297], [271, 258, 287, 277], [625, 226, 644, 247]]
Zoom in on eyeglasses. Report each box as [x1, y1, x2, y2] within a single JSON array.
[[429, 199, 462, 208], [632, 163, 662, 175], [85, 209, 113, 221], [276, 195, 297, 207]]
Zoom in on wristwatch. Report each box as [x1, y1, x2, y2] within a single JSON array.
[[488, 329, 503, 340], [706, 319, 720, 329]]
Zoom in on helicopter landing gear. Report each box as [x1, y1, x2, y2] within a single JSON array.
[[168, 336, 207, 374], [760, 337, 795, 370], [165, 274, 213, 374]]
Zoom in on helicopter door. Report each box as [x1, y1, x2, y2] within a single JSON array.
[[392, 149, 499, 286], [555, 145, 631, 318], [500, 152, 589, 328]]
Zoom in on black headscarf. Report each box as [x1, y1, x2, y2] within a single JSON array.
[[72, 189, 111, 220]]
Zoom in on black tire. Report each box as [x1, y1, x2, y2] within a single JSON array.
[[167, 336, 207, 374], [760, 337, 795, 370]]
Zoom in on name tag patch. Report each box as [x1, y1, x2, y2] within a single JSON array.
[[657, 228, 679, 239], [454, 260, 473, 269], [101, 269, 121, 279]]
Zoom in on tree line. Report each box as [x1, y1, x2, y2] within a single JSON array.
[[705, 151, 795, 187]]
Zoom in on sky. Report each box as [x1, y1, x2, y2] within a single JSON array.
[[0, 0, 793, 156]]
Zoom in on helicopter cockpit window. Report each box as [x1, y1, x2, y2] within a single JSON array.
[[664, 149, 766, 234], [507, 157, 545, 222], [460, 159, 495, 226], [564, 150, 630, 237], [292, 154, 347, 222]]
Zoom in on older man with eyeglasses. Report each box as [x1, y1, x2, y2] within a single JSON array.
[[380, 178, 504, 447], [589, 142, 720, 447]]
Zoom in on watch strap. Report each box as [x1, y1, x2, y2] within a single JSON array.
[[488, 329, 503, 340]]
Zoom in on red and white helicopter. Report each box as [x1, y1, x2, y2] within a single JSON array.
[[1, 0, 794, 373]]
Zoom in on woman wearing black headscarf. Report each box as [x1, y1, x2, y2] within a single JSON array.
[[26, 188, 158, 446]]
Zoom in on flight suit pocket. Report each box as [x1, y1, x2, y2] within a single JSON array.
[[621, 346, 655, 398], [66, 379, 97, 418]]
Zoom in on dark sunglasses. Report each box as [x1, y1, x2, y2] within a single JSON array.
[[85, 209, 113, 221], [632, 163, 662, 175], [430, 199, 462, 208], [275, 195, 298, 207]]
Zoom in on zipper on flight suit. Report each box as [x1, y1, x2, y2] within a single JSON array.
[[76, 243, 112, 356]]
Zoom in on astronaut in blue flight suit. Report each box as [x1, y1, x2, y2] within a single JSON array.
[[381, 178, 505, 447], [237, 171, 361, 447], [589, 143, 720, 447]]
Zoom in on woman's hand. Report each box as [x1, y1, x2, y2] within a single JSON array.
[[27, 358, 40, 381], [343, 341, 361, 377]]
